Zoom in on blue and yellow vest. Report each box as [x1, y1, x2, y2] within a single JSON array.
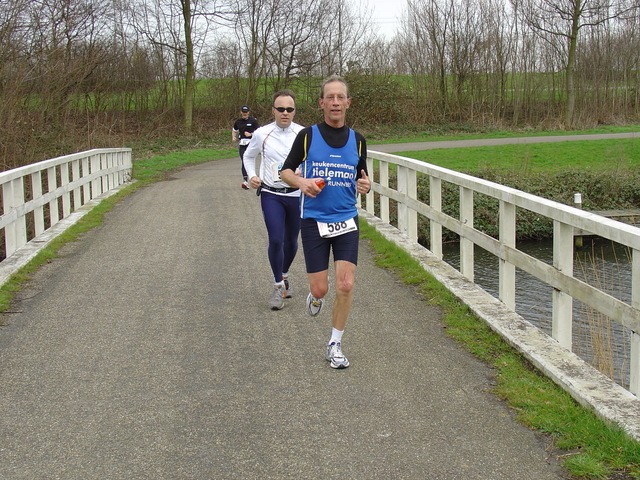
[[300, 125, 359, 223]]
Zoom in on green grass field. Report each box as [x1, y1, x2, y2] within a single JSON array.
[[398, 138, 640, 173]]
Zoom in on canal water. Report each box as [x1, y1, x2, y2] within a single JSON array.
[[441, 237, 633, 388]]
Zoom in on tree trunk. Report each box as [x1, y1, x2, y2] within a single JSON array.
[[564, 3, 582, 127], [565, 37, 577, 126], [182, 0, 194, 133]]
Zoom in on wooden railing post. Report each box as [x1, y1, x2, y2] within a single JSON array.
[[430, 177, 442, 259], [72, 159, 81, 210], [380, 161, 389, 224], [408, 169, 417, 243], [3, 177, 26, 257], [499, 201, 516, 310], [91, 154, 102, 198], [397, 166, 417, 242], [31, 171, 45, 236], [82, 156, 90, 203], [552, 220, 574, 350], [61, 162, 71, 218], [48, 166, 59, 224], [460, 186, 474, 281], [630, 249, 639, 394], [365, 156, 374, 215]]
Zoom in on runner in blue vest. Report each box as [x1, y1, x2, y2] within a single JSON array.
[[280, 75, 371, 369]]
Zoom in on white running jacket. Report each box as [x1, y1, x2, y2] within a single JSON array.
[[243, 121, 304, 197]]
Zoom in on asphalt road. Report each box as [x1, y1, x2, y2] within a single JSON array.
[[0, 151, 577, 479]]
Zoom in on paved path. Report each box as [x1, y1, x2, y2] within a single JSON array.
[[0, 154, 574, 479], [369, 131, 638, 153]]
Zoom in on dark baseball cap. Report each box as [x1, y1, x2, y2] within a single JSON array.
[[241, 105, 250, 112]]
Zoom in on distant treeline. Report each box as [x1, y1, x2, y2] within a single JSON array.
[[1, 0, 639, 169]]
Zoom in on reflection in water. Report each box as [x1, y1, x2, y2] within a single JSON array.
[[442, 238, 633, 388]]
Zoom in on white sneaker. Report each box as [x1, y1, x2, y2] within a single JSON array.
[[326, 342, 349, 369], [270, 284, 286, 310], [306, 292, 324, 316]]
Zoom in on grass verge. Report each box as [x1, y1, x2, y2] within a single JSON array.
[[359, 220, 640, 479]]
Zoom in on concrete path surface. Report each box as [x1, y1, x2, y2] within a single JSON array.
[[0, 156, 568, 479]]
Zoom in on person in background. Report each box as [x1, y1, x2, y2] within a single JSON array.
[[243, 90, 304, 310], [232, 105, 259, 189], [280, 75, 370, 369]]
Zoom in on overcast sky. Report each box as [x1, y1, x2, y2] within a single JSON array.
[[363, 0, 407, 38]]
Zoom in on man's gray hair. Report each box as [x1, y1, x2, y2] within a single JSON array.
[[320, 75, 349, 98]]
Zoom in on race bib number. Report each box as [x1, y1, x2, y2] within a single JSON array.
[[317, 218, 358, 238], [270, 162, 283, 181]]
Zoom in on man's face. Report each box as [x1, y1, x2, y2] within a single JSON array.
[[319, 81, 351, 127], [241, 111, 249, 119], [272, 96, 296, 128]]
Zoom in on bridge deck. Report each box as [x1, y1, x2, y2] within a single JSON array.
[[0, 158, 566, 479]]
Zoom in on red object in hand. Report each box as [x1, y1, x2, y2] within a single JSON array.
[[315, 179, 326, 189]]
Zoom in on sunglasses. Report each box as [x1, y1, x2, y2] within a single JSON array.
[[274, 107, 295, 113]]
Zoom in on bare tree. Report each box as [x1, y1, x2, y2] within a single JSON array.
[[231, 0, 367, 105], [448, 0, 483, 114], [315, 0, 369, 77], [266, 0, 332, 87], [511, 0, 639, 126], [401, 0, 454, 114], [129, 0, 235, 132], [352, 37, 396, 75], [467, 0, 517, 119], [615, 16, 640, 117], [0, 0, 32, 165], [231, 0, 274, 107], [25, 0, 113, 125]]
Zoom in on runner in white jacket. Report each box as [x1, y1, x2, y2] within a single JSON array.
[[243, 90, 304, 310]]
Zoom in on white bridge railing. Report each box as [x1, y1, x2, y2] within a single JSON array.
[[360, 149, 640, 437], [0, 148, 132, 264]]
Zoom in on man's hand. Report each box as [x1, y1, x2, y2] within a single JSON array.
[[357, 170, 371, 195], [299, 178, 325, 198], [280, 169, 323, 198], [249, 176, 261, 189]]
